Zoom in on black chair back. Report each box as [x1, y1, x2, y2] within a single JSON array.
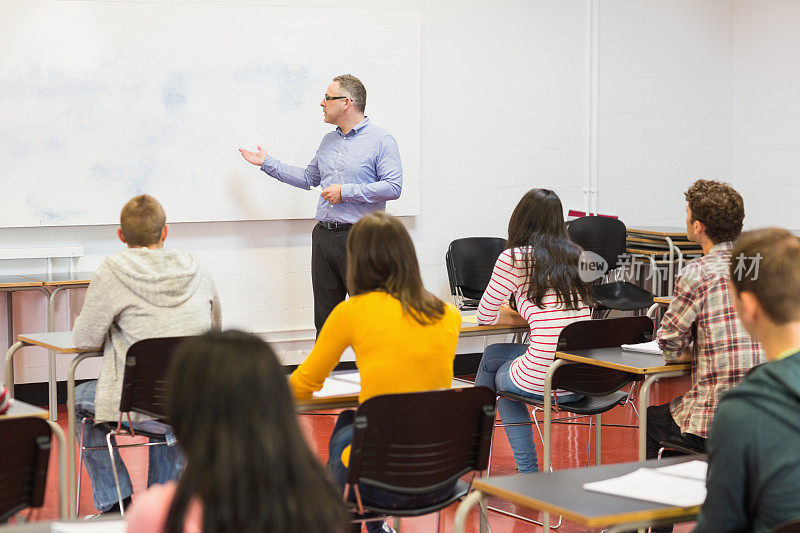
[[119, 336, 193, 421], [0, 417, 51, 523], [346, 387, 495, 495], [446, 238, 506, 301], [567, 216, 627, 270], [558, 316, 653, 351], [553, 317, 654, 397]]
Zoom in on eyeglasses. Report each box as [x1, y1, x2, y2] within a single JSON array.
[[324, 95, 348, 101]]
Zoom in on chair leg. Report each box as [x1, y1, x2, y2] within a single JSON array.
[[585, 417, 592, 467], [104, 431, 126, 517], [436, 510, 442, 533], [76, 417, 87, 517], [392, 516, 401, 532], [594, 414, 601, 466]]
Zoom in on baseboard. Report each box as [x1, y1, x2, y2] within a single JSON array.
[[15, 353, 482, 407]]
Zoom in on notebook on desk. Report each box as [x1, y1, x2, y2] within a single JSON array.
[[621, 340, 663, 355], [583, 460, 707, 507]]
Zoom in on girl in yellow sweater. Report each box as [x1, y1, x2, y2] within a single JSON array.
[[289, 211, 461, 533]]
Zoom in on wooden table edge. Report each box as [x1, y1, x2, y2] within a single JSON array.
[[626, 229, 689, 238], [472, 481, 700, 527], [16, 334, 86, 353], [0, 280, 44, 288], [555, 352, 691, 374]]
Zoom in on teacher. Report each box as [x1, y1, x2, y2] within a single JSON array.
[[239, 74, 403, 335]]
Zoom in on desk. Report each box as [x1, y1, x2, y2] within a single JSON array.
[[5, 332, 102, 518], [454, 456, 703, 533], [295, 377, 475, 413], [543, 347, 690, 471], [2, 274, 93, 422], [1, 400, 69, 520]]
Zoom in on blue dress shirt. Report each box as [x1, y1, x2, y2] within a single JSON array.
[[260, 117, 403, 224]]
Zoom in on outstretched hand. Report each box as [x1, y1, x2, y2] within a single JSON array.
[[238, 145, 268, 166]]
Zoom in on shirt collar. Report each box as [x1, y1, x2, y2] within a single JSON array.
[[337, 116, 370, 137], [708, 241, 733, 255], [776, 347, 800, 361]]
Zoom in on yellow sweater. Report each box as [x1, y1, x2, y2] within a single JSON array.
[[290, 291, 461, 404]]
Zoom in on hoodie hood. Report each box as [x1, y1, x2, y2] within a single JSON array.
[[105, 248, 202, 308], [723, 352, 800, 435]]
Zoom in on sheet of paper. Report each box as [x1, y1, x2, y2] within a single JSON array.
[[312, 376, 361, 398], [621, 340, 663, 355], [52, 521, 127, 533], [461, 313, 479, 324], [583, 467, 706, 507], [654, 460, 708, 481], [329, 371, 361, 384]]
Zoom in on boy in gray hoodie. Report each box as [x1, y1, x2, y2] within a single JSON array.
[[696, 228, 800, 532], [72, 194, 220, 515]]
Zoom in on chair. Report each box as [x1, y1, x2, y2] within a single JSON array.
[[446, 237, 507, 309], [344, 386, 496, 532], [488, 316, 653, 527], [76, 336, 191, 517], [0, 417, 51, 523], [567, 216, 654, 315]]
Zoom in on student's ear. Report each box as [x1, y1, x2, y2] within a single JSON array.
[[736, 291, 762, 329], [160, 225, 168, 243], [693, 219, 706, 237], [116, 228, 127, 244]]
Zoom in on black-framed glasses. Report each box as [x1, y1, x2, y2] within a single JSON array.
[[324, 95, 348, 101]]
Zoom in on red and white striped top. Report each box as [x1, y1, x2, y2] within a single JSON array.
[[477, 248, 591, 396]]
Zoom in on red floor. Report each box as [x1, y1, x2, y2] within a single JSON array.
[[27, 376, 696, 532]]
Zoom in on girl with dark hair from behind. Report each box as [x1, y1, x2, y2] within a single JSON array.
[[474, 188, 593, 474], [125, 330, 347, 533], [289, 211, 462, 533]]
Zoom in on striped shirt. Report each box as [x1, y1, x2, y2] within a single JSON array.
[[657, 241, 764, 438], [477, 248, 591, 396]]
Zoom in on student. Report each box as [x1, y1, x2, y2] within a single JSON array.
[[695, 228, 800, 532], [125, 330, 346, 533], [474, 188, 592, 474], [289, 211, 461, 533], [646, 180, 763, 466], [72, 194, 220, 516]]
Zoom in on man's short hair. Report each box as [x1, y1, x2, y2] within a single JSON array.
[[333, 74, 366, 114], [730, 228, 800, 325], [120, 194, 166, 247], [684, 179, 745, 243]]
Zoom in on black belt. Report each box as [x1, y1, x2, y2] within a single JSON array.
[[317, 221, 353, 230]]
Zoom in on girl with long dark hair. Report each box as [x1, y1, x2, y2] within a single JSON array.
[[475, 189, 592, 473], [289, 211, 462, 533], [125, 330, 346, 533]]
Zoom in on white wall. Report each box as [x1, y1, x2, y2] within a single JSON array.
[[5, 0, 800, 385], [597, 0, 734, 226], [732, 0, 800, 229]]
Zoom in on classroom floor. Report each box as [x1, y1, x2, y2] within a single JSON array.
[[29, 376, 696, 532]]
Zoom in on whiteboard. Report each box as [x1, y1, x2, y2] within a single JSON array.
[[0, 1, 421, 227]]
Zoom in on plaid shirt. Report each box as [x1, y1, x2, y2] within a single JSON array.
[[657, 241, 764, 438]]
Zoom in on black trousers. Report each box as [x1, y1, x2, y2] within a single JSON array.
[[311, 223, 350, 335]]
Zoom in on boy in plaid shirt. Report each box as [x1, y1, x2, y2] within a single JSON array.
[[647, 180, 764, 460]]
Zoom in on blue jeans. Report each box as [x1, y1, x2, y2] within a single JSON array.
[[475, 343, 583, 473], [328, 410, 455, 533], [74, 380, 185, 512]]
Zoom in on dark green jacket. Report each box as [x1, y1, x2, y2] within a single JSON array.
[[695, 351, 800, 532]]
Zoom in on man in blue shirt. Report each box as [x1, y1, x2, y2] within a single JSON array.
[[239, 74, 403, 334]]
